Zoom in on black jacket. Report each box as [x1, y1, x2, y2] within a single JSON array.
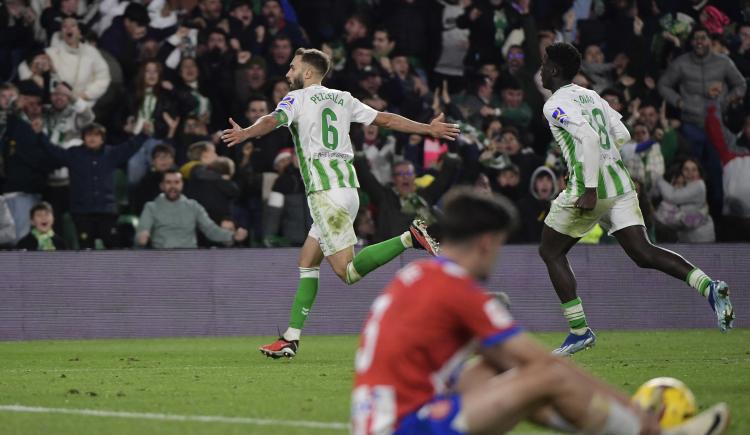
[[16, 232, 67, 250], [184, 165, 240, 223], [2, 115, 59, 194], [355, 154, 460, 242], [45, 134, 147, 214]]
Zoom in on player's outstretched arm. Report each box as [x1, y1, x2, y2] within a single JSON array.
[[221, 114, 280, 147], [372, 112, 460, 141]]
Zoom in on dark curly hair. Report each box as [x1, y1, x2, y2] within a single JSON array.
[[545, 43, 581, 81]]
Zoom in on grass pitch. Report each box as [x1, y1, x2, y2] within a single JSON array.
[[1, 330, 748, 434]]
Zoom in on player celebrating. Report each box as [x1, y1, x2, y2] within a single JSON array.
[[222, 48, 459, 358], [538, 43, 735, 355], [352, 188, 729, 435]]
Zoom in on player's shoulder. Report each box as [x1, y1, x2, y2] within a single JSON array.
[[395, 259, 473, 289]]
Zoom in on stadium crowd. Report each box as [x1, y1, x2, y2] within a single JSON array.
[[1, 0, 749, 250]]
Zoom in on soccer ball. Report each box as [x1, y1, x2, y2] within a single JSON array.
[[632, 377, 697, 428]]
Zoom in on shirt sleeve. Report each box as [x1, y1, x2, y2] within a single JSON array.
[[450, 284, 521, 348], [350, 96, 378, 125], [543, 98, 586, 136], [273, 91, 301, 127]]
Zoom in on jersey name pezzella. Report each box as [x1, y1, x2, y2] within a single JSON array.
[[310, 92, 346, 106]]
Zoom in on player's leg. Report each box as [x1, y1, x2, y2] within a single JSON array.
[[259, 236, 324, 358], [540, 193, 604, 355], [539, 225, 596, 354], [457, 359, 654, 435], [613, 225, 735, 331], [605, 191, 734, 331], [327, 231, 414, 284]]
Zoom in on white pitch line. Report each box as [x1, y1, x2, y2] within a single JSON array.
[[0, 405, 348, 431]]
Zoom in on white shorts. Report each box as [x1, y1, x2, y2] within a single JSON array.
[[544, 190, 645, 238], [308, 187, 359, 257]]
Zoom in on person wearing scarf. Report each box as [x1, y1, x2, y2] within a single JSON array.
[[15, 202, 67, 251]]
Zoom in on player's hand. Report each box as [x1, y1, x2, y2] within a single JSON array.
[[574, 188, 597, 211], [221, 118, 248, 147], [428, 113, 460, 141]]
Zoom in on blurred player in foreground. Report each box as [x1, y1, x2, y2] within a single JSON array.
[[352, 187, 729, 435], [539, 43, 734, 355], [222, 48, 458, 358]]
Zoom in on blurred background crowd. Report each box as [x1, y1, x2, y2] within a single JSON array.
[[1, 0, 749, 250]]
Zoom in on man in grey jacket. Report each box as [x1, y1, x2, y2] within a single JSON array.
[[658, 26, 746, 219], [136, 170, 248, 249]]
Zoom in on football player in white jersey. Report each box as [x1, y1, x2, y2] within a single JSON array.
[[222, 48, 459, 358], [538, 43, 734, 355]]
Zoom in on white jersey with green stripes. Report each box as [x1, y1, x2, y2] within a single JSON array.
[[273, 84, 378, 194], [543, 84, 635, 199]]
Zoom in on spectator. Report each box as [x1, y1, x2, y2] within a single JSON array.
[[497, 126, 542, 191], [515, 166, 557, 243], [99, 3, 150, 84], [131, 142, 176, 216], [460, 75, 502, 129], [0, 0, 37, 81], [372, 27, 396, 73], [261, 0, 307, 48], [268, 77, 290, 106], [1, 81, 58, 242], [44, 123, 148, 249], [174, 115, 211, 165], [498, 76, 532, 130], [159, 26, 199, 71], [354, 154, 460, 242], [227, 0, 263, 54], [730, 22, 750, 78], [235, 56, 269, 105], [43, 81, 95, 227], [432, 0, 470, 92], [237, 96, 290, 173], [39, 0, 80, 41], [456, 0, 518, 65], [0, 195, 16, 247], [174, 56, 211, 125], [655, 158, 715, 243], [136, 170, 248, 249], [262, 152, 311, 247], [187, 0, 225, 31], [233, 141, 264, 243], [198, 28, 239, 130], [266, 34, 294, 81], [360, 124, 396, 185], [184, 156, 239, 225], [18, 17, 110, 105], [15, 201, 66, 250], [580, 43, 616, 92], [344, 13, 369, 47], [620, 122, 665, 193], [179, 140, 217, 180], [658, 26, 746, 219], [493, 163, 522, 201]]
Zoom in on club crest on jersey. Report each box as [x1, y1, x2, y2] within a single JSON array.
[[552, 107, 569, 126]]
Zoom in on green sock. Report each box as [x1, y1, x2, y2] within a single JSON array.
[[347, 233, 408, 284], [562, 297, 588, 335], [686, 268, 712, 297], [288, 267, 319, 331]]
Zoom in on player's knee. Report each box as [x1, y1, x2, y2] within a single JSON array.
[[630, 247, 656, 269], [538, 245, 558, 264]]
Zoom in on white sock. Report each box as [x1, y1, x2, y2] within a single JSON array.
[[345, 262, 362, 284], [400, 231, 413, 248], [283, 327, 301, 342], [598, 397, 640, 435]]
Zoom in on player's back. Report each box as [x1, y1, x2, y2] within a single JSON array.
[[543, 84, 634, 198], [352, 259, 518, 433], [278, 85, 377, 193]]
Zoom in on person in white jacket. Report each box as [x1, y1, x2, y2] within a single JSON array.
[[18, 17, 110, 105]]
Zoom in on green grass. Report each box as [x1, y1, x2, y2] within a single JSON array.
[[1, 330, 748, 434]]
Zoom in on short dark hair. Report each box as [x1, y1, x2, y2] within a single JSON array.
[[600, 88, 624, 102], [295, 48, 331, 78], [545, 42, 581, 81], [246, 95, 269, 108], [271, 34, 292, 46], [81, 123, 106, 138], [30, 201, 53, 218], [151, 143, 176, 160], [124, 3, 149, 27], [374, 27, 391, 40], [438, 187, 519, 243], [160, 169, 182, 183], [689, 25, 709, 41]]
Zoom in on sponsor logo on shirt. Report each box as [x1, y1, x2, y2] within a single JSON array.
[[278, 95, 295, 110]]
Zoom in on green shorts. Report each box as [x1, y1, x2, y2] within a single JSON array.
[[544, 190, 645, 238], [307, 188, 359, 257]]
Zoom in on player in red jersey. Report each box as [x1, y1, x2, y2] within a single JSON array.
[[352, 187, 729, 435]]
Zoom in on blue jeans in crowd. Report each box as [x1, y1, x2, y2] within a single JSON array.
[[680, 122, 724, 219]]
